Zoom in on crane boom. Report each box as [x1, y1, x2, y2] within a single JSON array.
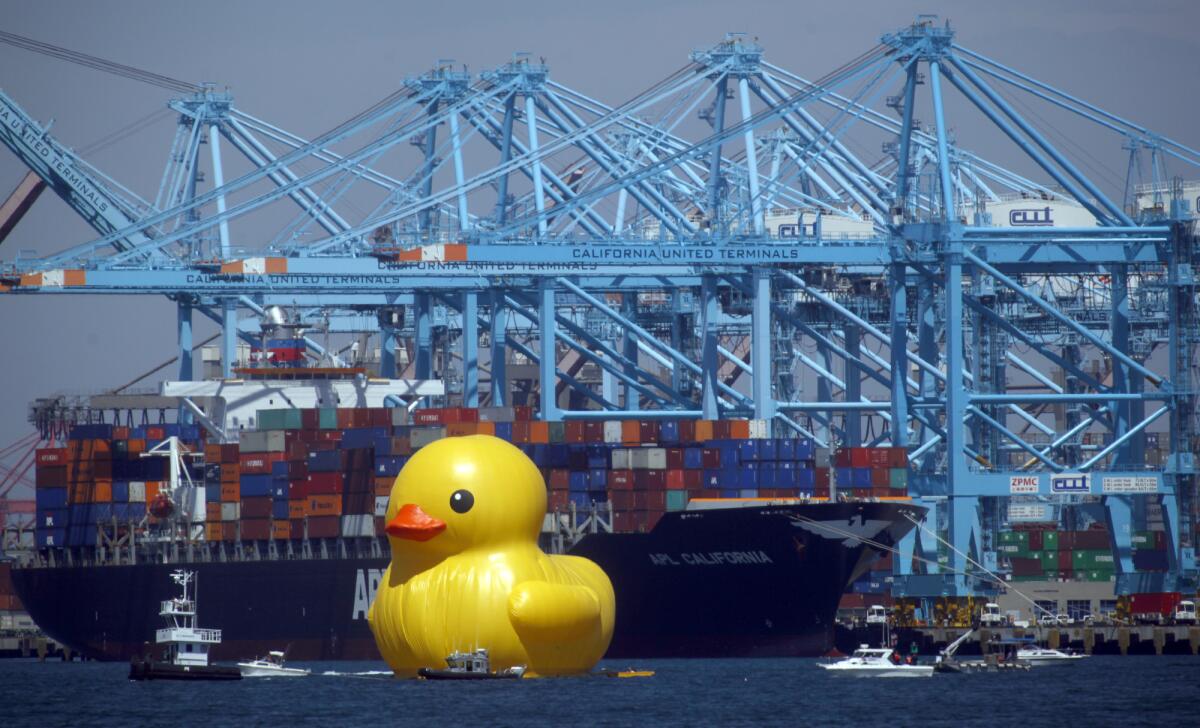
[[0, 89, 154, 253]]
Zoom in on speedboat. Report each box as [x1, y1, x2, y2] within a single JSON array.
[[818, 645, 933, 677], [237, 650, 311, 677], [1016, 647, 1089, 665]]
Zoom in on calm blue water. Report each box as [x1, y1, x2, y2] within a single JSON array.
[[1, 656, 1196, 727]]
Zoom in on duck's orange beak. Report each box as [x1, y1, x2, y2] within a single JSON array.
[[385, 503, 446, 541]]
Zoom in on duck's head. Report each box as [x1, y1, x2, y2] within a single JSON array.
[[384, 435, 546, 556]]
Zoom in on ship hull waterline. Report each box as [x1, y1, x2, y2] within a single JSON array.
[[13, 501, 920, 662]]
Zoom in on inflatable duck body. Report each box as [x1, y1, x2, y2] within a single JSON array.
[[367, 435, 615, 677]]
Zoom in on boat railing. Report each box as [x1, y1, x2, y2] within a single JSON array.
[[156, 627, 221, 643]]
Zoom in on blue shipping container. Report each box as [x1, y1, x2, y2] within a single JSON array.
[[240, 474, 273, 497], [35, 488, 68, 510]]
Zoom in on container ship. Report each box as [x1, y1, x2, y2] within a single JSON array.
[[13, 373, 921, 661]]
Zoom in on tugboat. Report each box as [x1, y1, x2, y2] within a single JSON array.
[[237, 650, 311, 677], [128, 571, 241, 681], [417, 649, 526, 680]]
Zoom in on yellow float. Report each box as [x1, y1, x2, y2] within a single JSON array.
[[367, 434, 615, 677]]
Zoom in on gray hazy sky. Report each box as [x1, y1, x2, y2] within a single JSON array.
[[0, 0, 1197, 496]]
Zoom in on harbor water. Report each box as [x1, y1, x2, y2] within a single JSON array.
[[1, 656, 1195, 727]]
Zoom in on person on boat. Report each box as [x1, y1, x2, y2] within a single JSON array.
[[889, 650, 903, 665]]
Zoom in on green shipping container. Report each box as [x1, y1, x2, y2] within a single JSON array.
[[998, 531, 1030, 546], [665, 490, 688, 511], [1072, 549, 1115, 569], [1042, 531, 1059, 549], [889, 468, 908, 489], [319, 408, 338, 429], [258, 408, 303, 431]]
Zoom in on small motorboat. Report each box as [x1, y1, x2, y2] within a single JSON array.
[[417, 648, 526, 680], [238, 650, 311, 677], [1016, 646, 1089, 665], [599, 668, 656, 678], [818, 645, 933, 678]]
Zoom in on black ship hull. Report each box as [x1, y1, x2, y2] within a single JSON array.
[[12, 501, 919, 661]]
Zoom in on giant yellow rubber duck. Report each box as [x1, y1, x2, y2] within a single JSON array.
[[368, 434, 615, 677]]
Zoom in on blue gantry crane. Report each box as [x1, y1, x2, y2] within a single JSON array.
[[1, 17, 1197, 599]]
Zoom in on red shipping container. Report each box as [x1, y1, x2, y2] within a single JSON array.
[[548, 470, 570, 490], [634, 471, 666, 490], [1129, 592, 1182, 616], [413, 409, 443, 426], [564, 422, 586, 444], [36, 467, 67, 488], [241, 497, 272, 519], [307, 472, 345, 494], [1057, 550, 1073, 570], [1029, 530, 1044, 550], [112, 426, 130, 440], [665, 470, 685, 490], [548, 491, 569, 510], [513, 406, 533, 422], [442, 408, 479, 425], [288, 461, 309, 479], [698, 489, 720, 499], [583, 421, 604, 443], [833, 449, 852, 467], [316, 430, 342, 442], [286, 441, 308, 460], [609, 491, 635, 511], [635, 491, 666, 510], [665, 449, 684, 469], [701, 448, 721, 469], [608, 470, 635, 490], [870, 468, 890, 487], [240, 518, 272, 540], [36, 448, 67, 466], [301, 409, 320, 430], [683, 470, 702, 489], [510, 422, 530, 444], [239, 452, 285, 474], [638, 421, 660, 443], [613, 511, 636, 532], [849, 448, 871, 468], [868, 449, 890, 467], [815, 468, 830, 487], [145, 426, 165, 440], [307, 515, 341, 539], [218, 444, 239, 464], [889, 447, 908, 467], [289, 481, 309, 501], [713, 420, 731, 439], [369, 408, 391, 427], [677, 420, 696, 442]]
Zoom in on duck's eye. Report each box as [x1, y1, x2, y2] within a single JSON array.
[[449, 489, 474, 514]]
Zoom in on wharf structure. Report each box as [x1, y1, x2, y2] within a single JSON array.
[[0, 16, 1197, 610]]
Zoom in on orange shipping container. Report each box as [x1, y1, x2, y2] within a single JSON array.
[[288, 500, 307, 519], [206, 503, 222, 521], [474, 421, 495, 437], [308, 494, 343, 516], [220, 466, 240, 483], [205, 523, 223, 541], [529, 421, 550, 444], [145, 481, 162, 502], [621, 421, 640, 444], [727, 420, 750, 439], [93, 481, 113, 503], [694, 420, 714, 442], [112, 426, 130, 440], [126, 439, 146, 454], [205, 443, 223, 462], [446, 422, 478, 437], [271, 520, 292, 540], [220, 482, 239, 502], [375, 477, 394, 497]]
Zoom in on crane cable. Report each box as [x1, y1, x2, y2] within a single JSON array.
[[0, 29, 200, 93]]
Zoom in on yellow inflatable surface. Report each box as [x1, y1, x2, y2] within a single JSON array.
[[367, 435, 615, 677]]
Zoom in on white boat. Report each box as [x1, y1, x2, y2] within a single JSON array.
[[819, 645, 934, 677], [237, 650, 311, 677], [1016, 647, 1088, 665]]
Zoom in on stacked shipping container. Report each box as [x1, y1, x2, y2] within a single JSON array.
[[34, 408, 912, 547], [34, 424, 203, 548]]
